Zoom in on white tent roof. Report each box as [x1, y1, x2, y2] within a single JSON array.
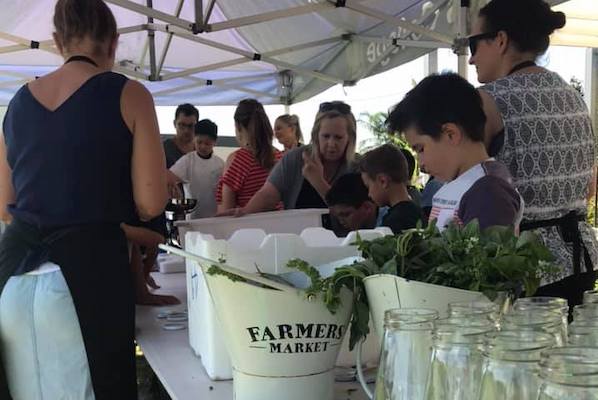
[[0, 0, 585, 106]]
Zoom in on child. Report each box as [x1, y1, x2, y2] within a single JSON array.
[[359, 144, 422, 234], [168, 119, 225, 218], [325, 172, 387, 235], [387, 73, 522, 231]]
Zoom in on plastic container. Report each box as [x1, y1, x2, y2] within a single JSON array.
[[176, 209, 329, 246], [156, 254, 185, 274]]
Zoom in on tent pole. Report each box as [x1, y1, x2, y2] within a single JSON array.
[[204, 0, 216, 25], [157, 0, 185, 76], [456, 0, 470, 79], [146, 0, 158, 81], [425, 50, 438, 76], [194, 0, 204, 32]]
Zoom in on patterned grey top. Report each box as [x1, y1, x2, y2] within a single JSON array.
[[482, 70, 597, 282]]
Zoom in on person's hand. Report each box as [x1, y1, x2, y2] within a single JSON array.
[[302, 148, 325, 187], [168, 182, 183, 199], [136, 291, 181, 306], [145, 274, 161, 290], [215, 207, 247, 218]]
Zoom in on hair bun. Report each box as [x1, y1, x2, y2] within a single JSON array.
[[549, 10, 566, 31]]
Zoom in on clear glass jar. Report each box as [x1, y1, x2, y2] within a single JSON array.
[[448, 301, 500, 329], [424, 319, 492, 400], [513, 297, 568, 335], [583, 289, 598, 304], [536, 347, 598, 400], [477, 330, 555, 400], [502, 309, 566, 347], [374, 308, 438, 400], [568, 319, 598, 346], [573, 303, 598, 321]]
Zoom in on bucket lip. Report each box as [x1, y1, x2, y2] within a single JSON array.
[[233, 366, 336, 379], [363, 273, 484, 296]]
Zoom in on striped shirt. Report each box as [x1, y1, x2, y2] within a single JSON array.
[[216, 148, 282, 208]]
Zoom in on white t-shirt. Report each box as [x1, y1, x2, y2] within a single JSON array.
[[170, 152, 225, 219], [430, 160, 523, 231]]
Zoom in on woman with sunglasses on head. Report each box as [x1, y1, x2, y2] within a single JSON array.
[[0, 0, 168, 398], [224, 101, 357, 216], [470, 0, 597, 307]]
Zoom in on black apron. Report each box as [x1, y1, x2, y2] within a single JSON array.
[[0, 218, 137, 399]]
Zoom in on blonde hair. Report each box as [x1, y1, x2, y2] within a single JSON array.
[[310, 110, 356, 164], [275, 114, 303, 143]]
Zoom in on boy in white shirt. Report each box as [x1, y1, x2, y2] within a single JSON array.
[[168, 119, 225, 218], [387, 73, 522, 231]]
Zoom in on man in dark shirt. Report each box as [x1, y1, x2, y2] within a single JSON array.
[[359, 144, 422, 234], [163, 103, 199, 168]]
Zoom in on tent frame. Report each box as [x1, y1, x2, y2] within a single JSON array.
[[0, 0, 471, 104]]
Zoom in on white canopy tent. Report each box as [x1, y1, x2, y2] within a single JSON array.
[[0, 0, 590, 107]]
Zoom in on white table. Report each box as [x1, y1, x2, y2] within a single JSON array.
[[135, 272, 370, 400]]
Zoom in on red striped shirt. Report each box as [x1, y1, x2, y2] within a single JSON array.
[[216, 148, 282, 207]]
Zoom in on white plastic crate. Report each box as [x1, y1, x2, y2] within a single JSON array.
[[175, 208, 328, 246], [156, 253, 185, 274], [184, 227, 391, 380]]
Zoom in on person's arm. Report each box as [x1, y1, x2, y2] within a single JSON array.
[[221, 183, 238, 210], [241, 182, 281, 214], [120, 223, 165, 248], [0, 132, 14, 224], [121, 80, 168, 221], [478, 89, 504, 150], [130, 243, 180, 306]]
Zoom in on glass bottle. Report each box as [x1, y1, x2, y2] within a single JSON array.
[[502, 309, 566, 347], [424, 319, 493, 400], [536, 347, 598, 400], [477, 330, 555, 400], [583, 289, 598, 304], [373, 308, 438, 400]]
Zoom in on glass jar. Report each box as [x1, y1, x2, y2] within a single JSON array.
[[536, 347, 598, 400], [374, 308, 438, 400], [568, 319, 598, 346], [477, 330, 555, 400], [573, 303, 598, 321], [424, 319, 492, 400], [502, 309, 566, 347], [448, 301, 500, 329], [513, 296, 568, 335], [583, 289, 598, 304]]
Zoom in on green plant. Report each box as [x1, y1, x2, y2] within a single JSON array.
[[290, 220, 558, 349], [358, 111, 409, 152]]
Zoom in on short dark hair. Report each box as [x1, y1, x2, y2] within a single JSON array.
[[387, 73, 486, 142], [359, 144, 409, 184], [400, 148, 416, 181], [175, 103, 199, 120], [326, 173, 370, 208], [195, 119, 218, 141], [480, 0, 565, 56]]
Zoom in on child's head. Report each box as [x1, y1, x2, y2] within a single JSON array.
[[387, 73, 487, 182], [359, 144, 409, 207], [326, 173, 377, 231], [194, 119, 218, 158]]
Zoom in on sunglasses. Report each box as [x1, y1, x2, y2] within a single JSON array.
[[468, 31, 498, 56], [319, 101, 351, 115]]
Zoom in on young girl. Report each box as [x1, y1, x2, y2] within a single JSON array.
[[217, 99, 282, 211]]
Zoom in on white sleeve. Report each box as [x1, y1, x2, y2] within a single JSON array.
[[170, 154, 191, 182]]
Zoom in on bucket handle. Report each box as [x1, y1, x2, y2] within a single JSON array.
[[159, 244, 297, 293], [356, 338, 373, 399]]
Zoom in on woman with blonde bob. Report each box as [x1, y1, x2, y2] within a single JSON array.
[[230, 101, 357, 214]]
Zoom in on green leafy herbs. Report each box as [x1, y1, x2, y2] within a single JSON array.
[[289, 220, 558, 349]]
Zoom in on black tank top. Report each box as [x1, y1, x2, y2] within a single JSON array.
[[2, 71, 135, 228]]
